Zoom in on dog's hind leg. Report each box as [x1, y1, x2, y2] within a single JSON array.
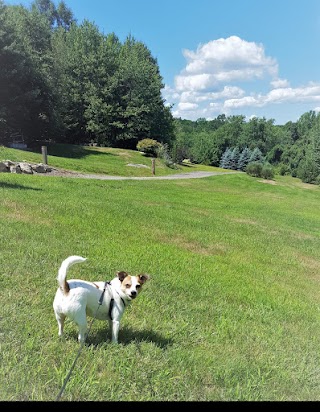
[[74, 311, 88, 343]]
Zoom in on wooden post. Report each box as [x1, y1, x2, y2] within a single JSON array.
[[151, 158, 155, 175], [41, 145, 48, 165]]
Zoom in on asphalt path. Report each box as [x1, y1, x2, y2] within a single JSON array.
[[45, 169, 240, 180]]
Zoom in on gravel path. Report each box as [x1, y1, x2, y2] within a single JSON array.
[[42, 169, 239, 180]]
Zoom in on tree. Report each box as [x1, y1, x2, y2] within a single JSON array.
[[249, 147, 264, 163], [237, 147, 251, 171], [31, 0, 75, 30], [229, 147, 240, 170], [111, 35, 173, 148], [0, 2, 55, 144], [219, 147, 233, 169]]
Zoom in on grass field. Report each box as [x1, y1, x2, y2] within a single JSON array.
[[1, 145, 320, 401], [0, 143, 224, 177]]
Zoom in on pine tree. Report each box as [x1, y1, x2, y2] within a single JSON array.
[[219, 147, 232, 169], [237, 147, 251, 170], [249, 147, 264, 163], [230, 147, 240, 170]]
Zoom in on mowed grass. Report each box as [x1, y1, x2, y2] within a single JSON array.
[[0, 143, 226, 177], [0, 147, 320, 401]]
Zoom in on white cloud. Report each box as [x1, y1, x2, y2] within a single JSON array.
[[177, 102, 198, 110], [175, 36, 278, 92], [162, 36, 320, 122], [221, 83, 320, 111], [270, 78, 290, 88]]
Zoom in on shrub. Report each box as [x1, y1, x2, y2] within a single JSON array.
[[261, 164, 275, 179], [296, 158, 319, 184], [246, 161, 275, 179], [156, 143, 179, 169], [137, 138, 161, 157], [245, 161, 263, 177], [277, 163, 290, 176]]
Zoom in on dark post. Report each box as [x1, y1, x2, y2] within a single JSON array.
[[152, 158, 156, 175], [41, 146, 48, 165]]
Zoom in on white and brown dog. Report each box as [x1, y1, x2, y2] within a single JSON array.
[[53, 256, 150, 343]]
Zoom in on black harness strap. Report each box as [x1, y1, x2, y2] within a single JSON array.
[[102, 281, 125, 321], [109, 298, 115, 320]]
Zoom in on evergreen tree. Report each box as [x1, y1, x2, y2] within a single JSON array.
[[229, 147, 240, 170], [249, 147, 264, 163], [219, 147, 232, 169], [237, 147, 251, 170]]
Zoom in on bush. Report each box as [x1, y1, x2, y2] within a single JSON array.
[[137, 138, 161, 157], [246, 161, 275, 179], [277, 163, 290, 176], [156, 143, 179, 169], [261, 164, 275, 179], [245, 161, 263, 177]]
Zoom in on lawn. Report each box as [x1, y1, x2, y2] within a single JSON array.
[[0, 146, 320, 401], [0, 143, 227, 177]]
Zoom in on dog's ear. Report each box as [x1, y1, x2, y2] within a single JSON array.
[[138, 274, 150, 284], [117, 271, 128, 282]]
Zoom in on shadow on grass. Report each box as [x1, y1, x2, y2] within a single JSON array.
[[0, 181, 42, 190], [28, 143, 117, 160], [87, 326, 173, 349]]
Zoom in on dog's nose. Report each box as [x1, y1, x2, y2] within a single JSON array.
[[131, 291, 137, 297]]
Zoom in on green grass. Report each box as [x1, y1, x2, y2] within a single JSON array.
[[0, 143, 228, 177], [1, 146, 320, 401]]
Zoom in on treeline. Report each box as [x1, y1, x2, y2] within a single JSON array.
[[1, 1, 319, 184], [172, 113, 320, 184], [0, 0, 174, 149]]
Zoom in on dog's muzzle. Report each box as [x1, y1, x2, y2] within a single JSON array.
[[130, 291, 137, 299]]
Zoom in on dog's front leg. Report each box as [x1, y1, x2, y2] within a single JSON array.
[[110, 320, 120, 343]]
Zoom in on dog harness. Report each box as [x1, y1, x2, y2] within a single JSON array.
[[99, 281, 126, 321]]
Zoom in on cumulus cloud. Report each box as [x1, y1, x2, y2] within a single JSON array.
[[175, 36, 278, 92], [222, 83, 320, 111], [270, 78, 290, 88], [177, 102, 198, 111], [161, 35, 320, 122]]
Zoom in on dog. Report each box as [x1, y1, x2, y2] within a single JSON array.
[[53, 255, 150, 343]]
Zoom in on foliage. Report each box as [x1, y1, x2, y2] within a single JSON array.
[[0, 0, 174, 148], [261, 163, 275, 179], [136, 138, 161, 157], [237, 147, 251, 171], [245, 161, 263, 177], [156, 143, 179, 169], [245, 161, 275, 179]]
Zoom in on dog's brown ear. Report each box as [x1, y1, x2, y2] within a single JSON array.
[[117, 271, 128, 282], [138, 274, 150, 284]]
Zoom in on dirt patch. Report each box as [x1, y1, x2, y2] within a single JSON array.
[[257, 179, 277, 185]]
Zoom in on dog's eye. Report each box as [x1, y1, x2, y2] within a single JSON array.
[[125, 284, 131, 288], [136, 285, 141, 289]]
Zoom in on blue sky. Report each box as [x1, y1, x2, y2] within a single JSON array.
[[6, 0, 320, 124]]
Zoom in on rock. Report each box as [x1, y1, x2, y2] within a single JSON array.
[[0, 160, 52, 174], [0, 162, 9, 172], [19, 162, 33, 174], [32, 163, 50, 173], [10, 164, 22, 173]]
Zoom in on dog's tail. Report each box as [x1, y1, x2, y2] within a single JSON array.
[[57, 255, 87, 294]]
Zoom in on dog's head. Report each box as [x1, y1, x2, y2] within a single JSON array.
[[117, 271, 150, 301]]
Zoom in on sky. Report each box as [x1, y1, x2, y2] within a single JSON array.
[[5, 0, 320, 125]]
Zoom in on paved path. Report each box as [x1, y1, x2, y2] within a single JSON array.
[[46, 169, 239, 180]]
